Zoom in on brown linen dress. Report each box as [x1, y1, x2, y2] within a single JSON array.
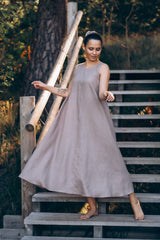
[[19, 62, 134, 197]]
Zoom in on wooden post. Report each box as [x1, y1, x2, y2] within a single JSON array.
[[67, 2, 78, 60], [94, 226, 103, 238], [20, 96, 36, 219], [67, 2, 77, 34], [98, 202, 106, 214], [113, 73, 125, 127]]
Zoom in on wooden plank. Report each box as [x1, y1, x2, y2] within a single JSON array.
[[131, 174, 160, 183], [108, 102, 160, 106], [0, 229, 23, 239], [115, 127, 160, 133], [109, 79, 160, 84], [112, 114, 160, 119], [0, 228, 25, 239], [118, 141, 160, 148], [20, 97, 36, 219], [67, 2, 77, 34], [24, 212, 160, 227], [3, 215, 23, 229], [110, 70, 160, 74], [21, 237, 156, 240], [32, 192, 160, 203], [124, 157, 160, 164], [67, 2, 77, 60], [112, 90, 160, 94]]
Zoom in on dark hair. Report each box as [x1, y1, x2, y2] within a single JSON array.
[[83, 31, 103, 46]]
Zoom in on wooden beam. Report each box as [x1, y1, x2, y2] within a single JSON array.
[[20, 96, 36, 219], [93, 226, 103, 238], [37, 36, 83, 145], [67, 2, 78, 60], [108, 102, 160, 106], [24, 212, 160, 227], [67, 2, 77, 34]]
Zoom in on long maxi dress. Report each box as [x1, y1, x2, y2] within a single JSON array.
[[19, 61, 134, 198]]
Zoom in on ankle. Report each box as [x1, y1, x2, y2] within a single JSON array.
[[89, 205, 97, 211], [130, 198, 139, 205]]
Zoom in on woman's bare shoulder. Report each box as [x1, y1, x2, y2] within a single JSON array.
[[99, 62, 110, 75]]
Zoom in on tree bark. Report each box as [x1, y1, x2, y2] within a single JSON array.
[[23, 0, 67, 99], [10, 0, 17, 3]]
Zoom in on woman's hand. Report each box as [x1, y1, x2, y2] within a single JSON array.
[[103, 91, 115, 102], [31, 81, 47, 90]]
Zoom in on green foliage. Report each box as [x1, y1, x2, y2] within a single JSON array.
[[0, 100, 21, 227], [0, 1, 38, 100], [78, 0, 160, 36]]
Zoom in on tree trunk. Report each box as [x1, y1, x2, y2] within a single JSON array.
[[23, 0, 67, 99], [10, 0, 17, 3]]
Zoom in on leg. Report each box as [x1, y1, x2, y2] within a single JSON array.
[[80, 197, 98, 220], [129, 192, 144, 220]]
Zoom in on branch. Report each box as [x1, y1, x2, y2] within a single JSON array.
[[0, 45, 5, 65], [126, 4, 134, 23], [113, 0, 119, 10]]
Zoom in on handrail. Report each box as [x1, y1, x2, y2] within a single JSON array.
[[37, 36, 83, 145], [25, 11, 83, 132]]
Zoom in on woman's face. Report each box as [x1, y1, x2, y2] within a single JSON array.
[[83, 39, 102, 62]]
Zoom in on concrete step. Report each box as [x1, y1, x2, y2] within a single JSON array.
[[32, 192, 160, 203], [117, 141, 160, 148], [24, 212, 160, 227], [0, 228, 25, 239], [115, 127, 160, 133], [109, 79, 160, 84], [124, 157, 160, 164], [112, 90, 160, 95], [112, 114, 160, 119], [108, 101, 160, 106], [21, 237, 155, 240]]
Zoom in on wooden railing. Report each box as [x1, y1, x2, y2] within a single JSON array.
[[25, 10, 83, 133], [20, 3, 83, 219]]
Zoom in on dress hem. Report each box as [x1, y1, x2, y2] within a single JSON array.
[[19, 175, 134, 199]]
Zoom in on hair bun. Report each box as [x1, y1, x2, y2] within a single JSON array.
[[85, 31, 98, 37]]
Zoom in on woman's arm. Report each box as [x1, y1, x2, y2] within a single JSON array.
[[31, 80, 72, 98], [99, 64, 115, 102]]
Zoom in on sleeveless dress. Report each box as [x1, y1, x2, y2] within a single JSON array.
[[19, 62, 134, 198]]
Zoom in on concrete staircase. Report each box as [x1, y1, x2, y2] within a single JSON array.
[[21, 70, 160, 239]]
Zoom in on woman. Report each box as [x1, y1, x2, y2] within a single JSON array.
[[19, 31, 144, 221]]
